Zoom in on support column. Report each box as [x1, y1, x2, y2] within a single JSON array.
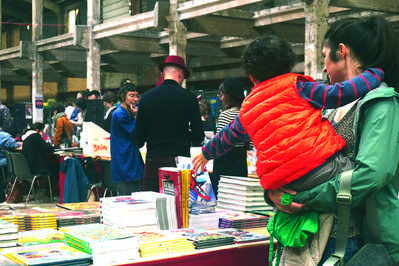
[[32, 0, 44, 122], [168, 0, 187, 86], [87, 0, 101, 92], [304, 0, 330, 81]]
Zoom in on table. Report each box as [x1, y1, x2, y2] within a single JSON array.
[[116, 240, 271, 266]]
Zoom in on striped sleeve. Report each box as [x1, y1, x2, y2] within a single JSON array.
[[297, 68, 384, 109], [216, 108, 240, 132], [202, 114, 251, 160]]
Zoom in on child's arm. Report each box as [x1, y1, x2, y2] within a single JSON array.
[[201, 114, 251, 161], [297, 68, 384, 109]]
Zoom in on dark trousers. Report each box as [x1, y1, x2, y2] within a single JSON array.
[[143, 156, 176, 192]]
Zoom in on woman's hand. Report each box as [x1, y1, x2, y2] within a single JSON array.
[[268, 187, 305, 214], [192, 153, 208, 173]]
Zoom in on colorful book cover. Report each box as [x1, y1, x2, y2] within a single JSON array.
[[216, 228, 270, 243], [175, 156, 216, 207], [3, 242, 92, 266], [158, 167, 183, 228], [18, 229, 65, 246], [64, 223, 137, 254], [56, 202, 100, 211]]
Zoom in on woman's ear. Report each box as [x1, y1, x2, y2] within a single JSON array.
[[338, 43, 347, 59]]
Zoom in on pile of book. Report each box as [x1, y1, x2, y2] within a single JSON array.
[[100, 192, 177, 231], [131, 230, 195, 257], [218, 211, 269, 229], [188, 206, 226, 229], [216, 228, 270, 243], [2, 242, 92, 266], [33, 205, 100, 229], [182, 230, 235, 249], [0, 208, 57, 232], [216, 175, 273, 212], [63, 223, 139, 265], [0, 219, 18, 249]]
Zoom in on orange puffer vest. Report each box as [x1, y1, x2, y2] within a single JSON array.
[[239, 73, 345, 190]]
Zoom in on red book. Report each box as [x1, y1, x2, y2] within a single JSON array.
[[159, 167, 183, 228]]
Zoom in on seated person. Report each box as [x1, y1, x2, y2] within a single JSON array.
[[22, 122, 56, 177]]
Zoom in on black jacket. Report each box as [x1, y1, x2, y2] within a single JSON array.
[[22, 130, 55, 175], [135, 79, 204, 158]]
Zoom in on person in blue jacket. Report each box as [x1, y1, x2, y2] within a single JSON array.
[[110, 82, 144, 195]]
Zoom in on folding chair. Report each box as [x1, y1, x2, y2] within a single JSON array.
[[8, 152, 53, 205]]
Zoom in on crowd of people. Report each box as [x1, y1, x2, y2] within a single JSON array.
[[0, 14, 398, 265]]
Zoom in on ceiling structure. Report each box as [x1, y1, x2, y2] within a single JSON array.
[[0, 0, 398, 97]]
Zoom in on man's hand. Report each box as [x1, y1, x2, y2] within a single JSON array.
[[268, 187, 305, 214], [192, 153, 208, 173]]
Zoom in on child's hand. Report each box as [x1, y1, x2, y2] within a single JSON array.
[[192, 153, 208, 173]]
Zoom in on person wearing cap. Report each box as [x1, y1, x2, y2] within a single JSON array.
[[135, 55, 205, 192], [211, 78, 249, 199]]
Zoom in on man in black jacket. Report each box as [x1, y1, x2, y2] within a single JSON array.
[[135, 55, 204, 192]]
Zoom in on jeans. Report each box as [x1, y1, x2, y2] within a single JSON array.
[[318, 237, 363, 265]]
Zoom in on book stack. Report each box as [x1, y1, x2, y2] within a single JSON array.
[[0, 209, 57, 232], [188, 207, 227, 229], [0, 219, 18, 249], [100, 192, 177, 231], [64, 223, 139, 265], [216, 175, 273, 212], [131, 230, 195, 258], [182, 231, 235, 249], [2, 242, 92, 266], [218, 211, 269, 229], [216, 228, 270, 243], [33, 206, 100, 229], [18, 229, 65, 246]]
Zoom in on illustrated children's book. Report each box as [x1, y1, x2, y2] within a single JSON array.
[[175, 156, 216, 207], [2, 242, 92, 266]]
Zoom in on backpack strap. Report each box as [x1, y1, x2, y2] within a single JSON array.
[[323, 169, 353, 266]]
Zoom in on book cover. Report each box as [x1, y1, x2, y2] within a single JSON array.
[[216, 228, 270, 243], [64, 224, 137, 254], [175, 156, 216, 207], [3, 242, 92, 266], [18, 229, 65, 246], [158, 167, 183, 228], [56, 202, 100, 211]]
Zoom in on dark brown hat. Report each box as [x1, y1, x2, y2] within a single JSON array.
[[158, 55, 191, 78]]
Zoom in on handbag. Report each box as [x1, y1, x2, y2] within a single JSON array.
[[323, 170, 393, 266]]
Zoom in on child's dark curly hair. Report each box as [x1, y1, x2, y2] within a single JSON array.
[[241, 34, 296, 82]]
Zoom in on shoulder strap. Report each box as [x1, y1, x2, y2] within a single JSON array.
[[323, 169, 353, 266]]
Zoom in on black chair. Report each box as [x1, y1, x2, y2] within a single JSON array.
[[4, 151, 15, 194], [8, 152, 53, 205]]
